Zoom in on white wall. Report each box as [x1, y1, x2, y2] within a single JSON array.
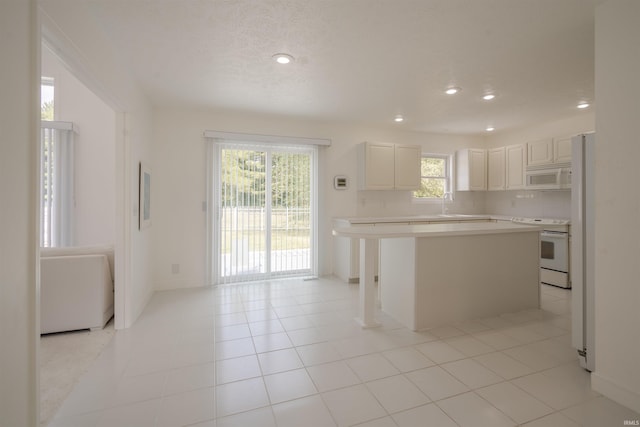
[[592, 0, 640, 413], [0, 1, 39, 425], [151, 108, 485, 289], [41, 45, 116, 247], [483, 112, 595, 218], [40, 0, 154, 328]]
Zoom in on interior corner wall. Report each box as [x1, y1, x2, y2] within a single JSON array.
[[41, 45, 116, 247], [40, 0, 155, 328], [0, 1, 39, 425], [151, 108, 485, 290], [592, 0, 640, 413]]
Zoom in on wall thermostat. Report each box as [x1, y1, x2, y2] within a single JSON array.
[[334, 175, 348, 190]]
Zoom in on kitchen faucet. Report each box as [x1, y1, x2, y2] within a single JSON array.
[[441, 191, 453, 214]]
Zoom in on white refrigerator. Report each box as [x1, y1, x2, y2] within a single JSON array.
[[571, 133, 595, 372]]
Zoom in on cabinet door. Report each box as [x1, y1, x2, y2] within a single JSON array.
[[554, 136, 573, 163], [527, 138, 553, 166], [469, 149, 487, 190], [394, 144, 421, 190], [456, 148, 487, 191], [506, 144, 526, 189], [487, 147, 506, 191], [362, 142, 395, 190]]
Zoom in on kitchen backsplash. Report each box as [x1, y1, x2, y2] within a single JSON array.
[[484, 190, 571, 219], [355, 190, 486, 217], [354, 189, 570, 219]]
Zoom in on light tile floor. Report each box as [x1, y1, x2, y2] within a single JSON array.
[[40, 318, 115, 426], [48, 277, 640, 427]]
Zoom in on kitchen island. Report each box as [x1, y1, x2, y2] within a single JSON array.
[[333, 221, 540, 330], [332, 214, 498, 283]]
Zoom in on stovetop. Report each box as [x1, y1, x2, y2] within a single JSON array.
[[511, 217, 570, 225], [511, 217, 570, 232]]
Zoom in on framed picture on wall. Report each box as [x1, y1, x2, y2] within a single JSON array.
[[139, 162, 151, 229]]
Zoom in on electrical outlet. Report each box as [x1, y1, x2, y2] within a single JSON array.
[[171, 263, 180, 274]]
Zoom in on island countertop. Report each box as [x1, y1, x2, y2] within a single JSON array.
[[334, 214, 493, 224], [333, 221, 541, 239]]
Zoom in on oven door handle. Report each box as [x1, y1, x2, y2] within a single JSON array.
[[541, 231, 568, 239]]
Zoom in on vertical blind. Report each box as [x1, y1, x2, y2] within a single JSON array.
[[219, 145, 267, 282], [216, 142, 316, 284], [40, 121, 75, 247], [205, 130, 328, 285]]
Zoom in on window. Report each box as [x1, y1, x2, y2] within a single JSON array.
[[205, 130, 329, 285], [41, 77, 55, 120], [40, 121, 75, 247], [40, 77, 76, 248], [413, 154, 452, 199], [211, 141, 318, 284]]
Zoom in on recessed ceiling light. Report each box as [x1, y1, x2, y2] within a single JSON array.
[[445, 87, 461, 95], [577, 101, 590, 109], [272, 53, 294, 64], [486, 126, 495, 132], [394, 115, 404, 123], [483, 93, 496, 101]]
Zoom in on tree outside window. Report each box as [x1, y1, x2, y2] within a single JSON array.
[[41, 77, 54, 120], [413, 154, 452, 199]]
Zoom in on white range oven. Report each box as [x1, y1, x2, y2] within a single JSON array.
[[512, 217, 571, 288]]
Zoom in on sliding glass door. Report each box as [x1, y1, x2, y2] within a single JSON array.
[[216, 143, 316, 283]]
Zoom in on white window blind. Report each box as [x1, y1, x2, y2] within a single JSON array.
[[40, 121, 75, 247]]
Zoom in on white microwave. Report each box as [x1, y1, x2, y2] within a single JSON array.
[[525, 167, 571, 190]]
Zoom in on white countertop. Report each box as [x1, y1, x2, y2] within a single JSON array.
[[334, 214, 494, 224], [333, 221, 541, 239]]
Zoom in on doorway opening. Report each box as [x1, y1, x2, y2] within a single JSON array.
[[39, 41, 118, 426], [213, 142, 317, 284]]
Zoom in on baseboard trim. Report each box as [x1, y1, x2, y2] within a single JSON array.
[[592, 372, 640, 414]]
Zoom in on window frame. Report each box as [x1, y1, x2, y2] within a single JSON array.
[[413, 153, 454, 202], [207, 137, 319, 285]]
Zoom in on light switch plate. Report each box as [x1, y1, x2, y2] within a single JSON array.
[[334, 175, 348, 190]]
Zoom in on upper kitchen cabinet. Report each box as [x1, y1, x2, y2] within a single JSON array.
[[359, 142, 394, 190], [527, 138, 554, 166], [484, 144, 526, 191], [487, 147, 506, 191], [394, 144, 422, 189], [505, 144, 526, 189], [527, 137, 572, 167], [456, 148, 487, 191], [358, 141, 421, 190], [553, 136, 573, 163]]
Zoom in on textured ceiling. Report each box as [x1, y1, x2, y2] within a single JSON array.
[[82, 0, 598, 134]]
